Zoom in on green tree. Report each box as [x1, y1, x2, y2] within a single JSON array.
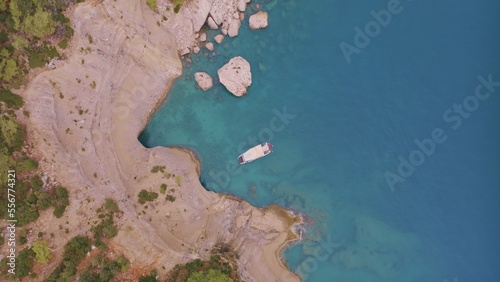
[[0, 0, 8, 11], [23, 7, 56, 38], [187, 269, 233, 282], [16, 248, 35, 278], [12, 35, 29, 50], [9, 0, 22, 30], [1, 59, 18, 82], [32, 240, 52, 263]]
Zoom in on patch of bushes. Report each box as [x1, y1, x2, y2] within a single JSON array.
[[91, 198, 121, 241], [79, 254, 129, 282], [166, 254, 241, 282], [145, 0, 157, 11], [46, 236, 91, 282], [32, 240, 52, 264], [138, 189, 158, 204], [151, 165, 166, 173], [139, 269, 159, 282], [0, 88, 24, 109]]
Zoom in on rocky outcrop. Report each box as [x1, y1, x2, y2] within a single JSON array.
[[249, 11, 269, 29], [21, 0, 297, 281], [218, 56, 252, 97], [164, 0, 249, 53], [194, 72, 213, 90]]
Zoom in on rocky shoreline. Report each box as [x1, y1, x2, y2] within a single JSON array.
[[20, 0, 301, 280]]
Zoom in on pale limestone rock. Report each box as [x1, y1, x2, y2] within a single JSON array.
[[180, 47, 190, 55], [210, 0, 238, 25], [238, 0, 247, 12], [217, 56, 252, 97], [205, 42, 214, 51], [214, 34, 225, 44], [193, 46, 200, 53], [194, 72, 213, 91], [249, 11, 269, 29], [199, 32, 207, 42], [221, 21, 229, 35], [207, 15, 218, 29], [227, 19, 241, 37]]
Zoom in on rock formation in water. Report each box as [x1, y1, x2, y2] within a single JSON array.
[[194, 72, 214, 91], [218, 56, 252, 97], [249, 11, 269, 29]]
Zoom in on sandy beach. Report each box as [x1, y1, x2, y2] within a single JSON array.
[[20, 0, 301, 280]]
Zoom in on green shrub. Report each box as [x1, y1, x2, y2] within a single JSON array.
[[145, 0, 157, 11], [47, 236, 91, 282], [138, 189, 158, 204], [58, 38, 68, 49], [18, 229, 28, 244], [15, 248, 35, 278], [104, 198, 120, 213], [139, 269, 158, 282], [187, 269, 233, 282], [32, 240, 52, 264], [17, 157, 38, 171], [150, 165, 165, 173], [52, 186, 69, 218], [0, 88, 24, 109], [160, 183, 167, 194]]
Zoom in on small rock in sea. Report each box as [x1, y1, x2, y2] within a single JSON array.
[[193, 46, 200, 53], [249, 11, 269, 30], [217, 56, 252, 97], [205, 42, 214, 51], [199, 33, 207, 42], [194, 72, 213, 91], [214, 34, 225, 44]]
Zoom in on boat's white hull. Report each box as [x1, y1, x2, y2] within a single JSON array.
[[238, 142, 273, 164]]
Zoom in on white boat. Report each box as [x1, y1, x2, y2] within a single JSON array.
[[238, 142, 273, 164]]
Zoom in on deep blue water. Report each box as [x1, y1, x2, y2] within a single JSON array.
[[139, 0, 500, 281]]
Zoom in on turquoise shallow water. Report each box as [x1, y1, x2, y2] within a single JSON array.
[[140, 0, 500, 281]]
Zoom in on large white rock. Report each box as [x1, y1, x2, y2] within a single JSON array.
[[217, 56, 252, 97], [194, 72, 213, 91], [249, 11, 269, 29]]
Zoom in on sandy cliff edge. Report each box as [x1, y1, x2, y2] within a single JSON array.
[[21, 0, 301, 281]]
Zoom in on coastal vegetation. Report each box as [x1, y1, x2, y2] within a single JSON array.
[[145, 0, 186, 14], [78, 254, 130, 282], [166, 245, 241, 282], [138, 189, 159, 204], [91, 198, 121, 243], [0, 93, 70, 225], [32, 240, 52, 264], [47, 236, 91, 281], [0, 0, 80, 88]]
